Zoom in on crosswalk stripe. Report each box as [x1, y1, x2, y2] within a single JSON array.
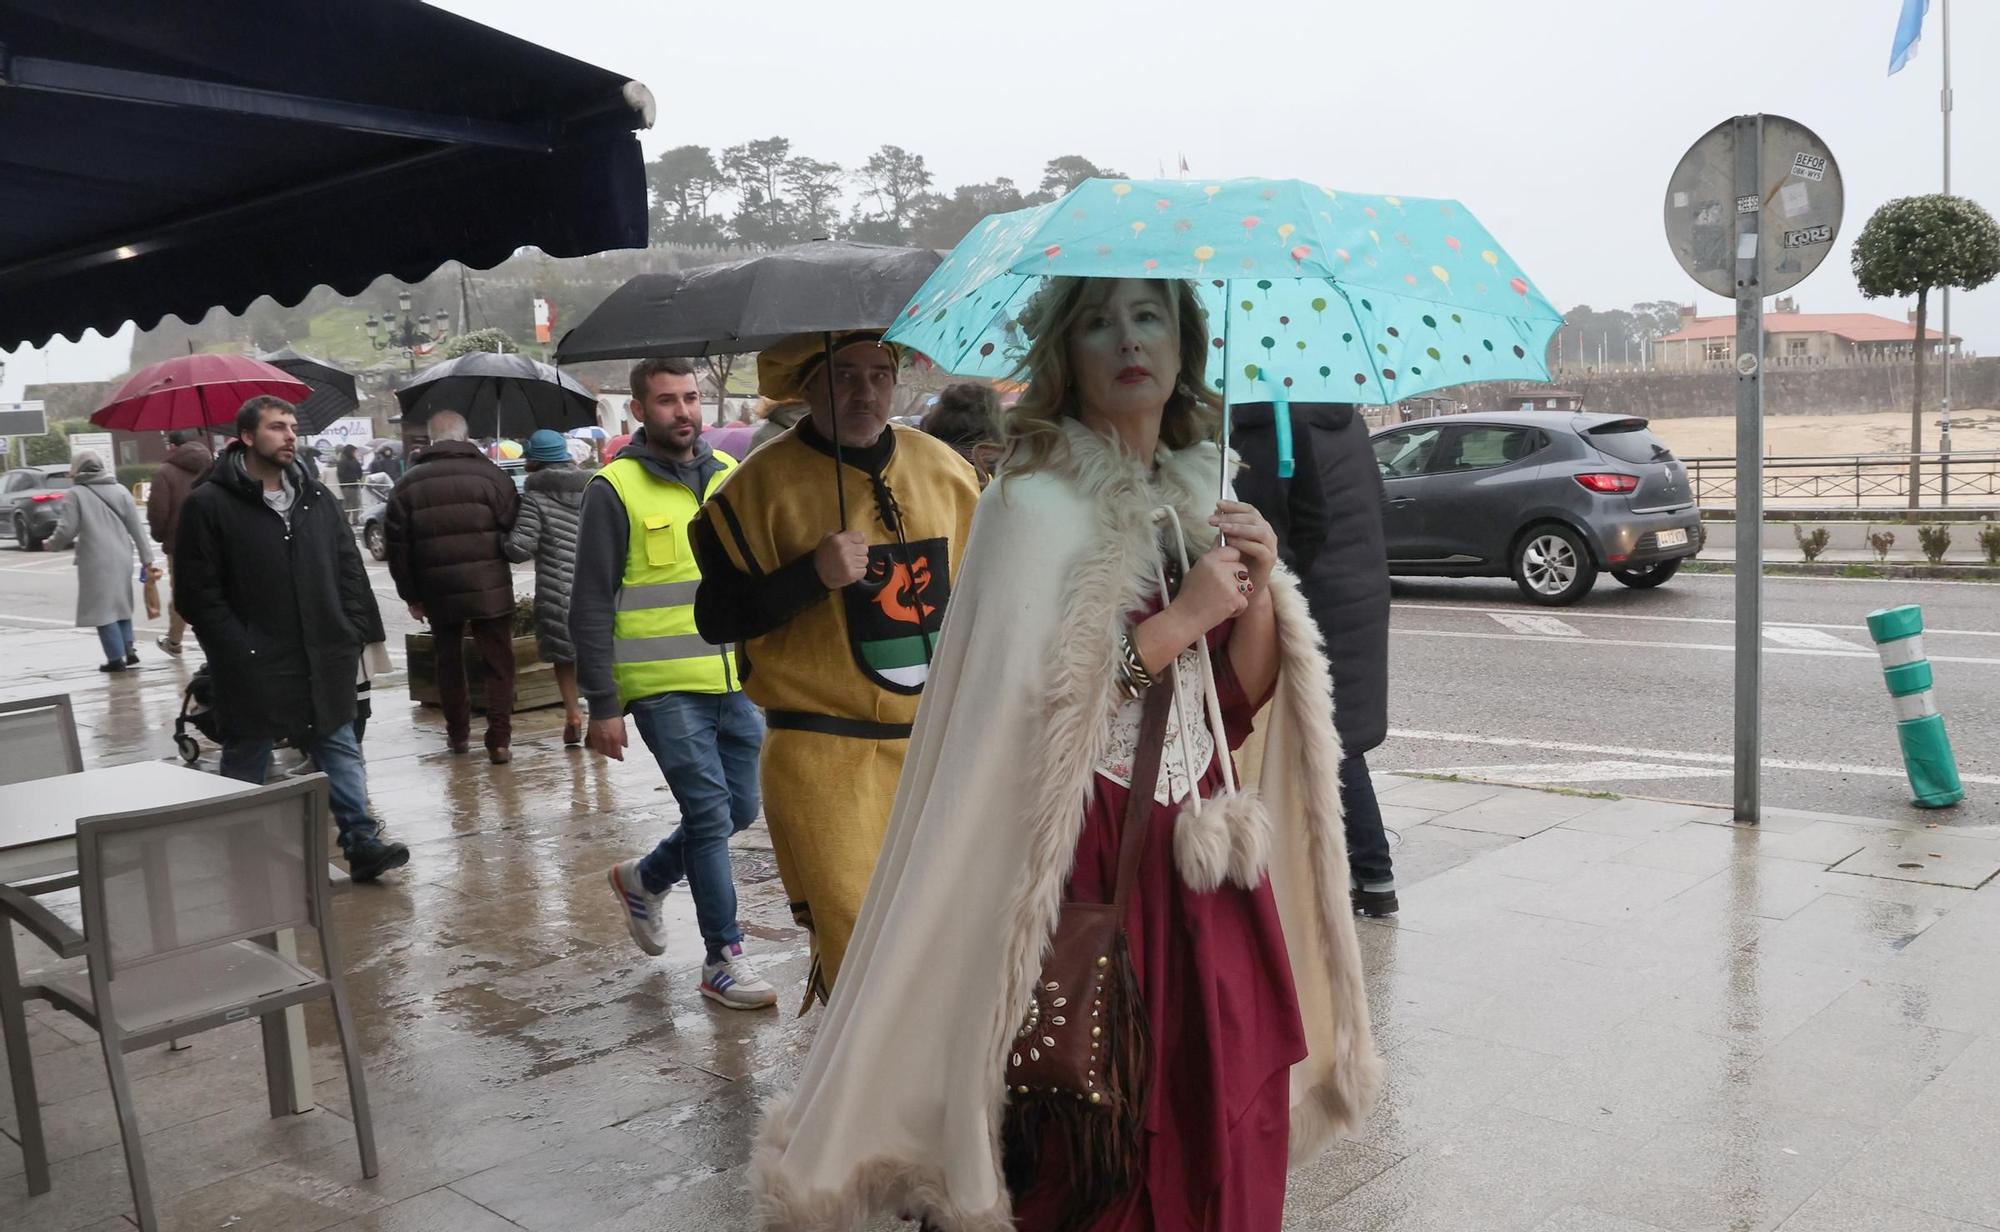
[[1488, 612, 1583, 638], [1762, 626, 1862, 652]]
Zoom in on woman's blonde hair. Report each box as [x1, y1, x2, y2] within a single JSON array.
[[1001, 277, 1224, 476]]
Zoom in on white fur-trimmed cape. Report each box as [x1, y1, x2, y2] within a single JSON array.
[[751, 420, 1380, 1230]]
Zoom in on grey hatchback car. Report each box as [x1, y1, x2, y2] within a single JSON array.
[[1369, 412, 1702, 605]]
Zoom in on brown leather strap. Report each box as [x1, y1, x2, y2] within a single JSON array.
[[1112, 661, 1178, 910]]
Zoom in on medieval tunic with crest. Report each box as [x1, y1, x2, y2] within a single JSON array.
[[689, 419, 981, 996], [751, 420, 1380, 1232]]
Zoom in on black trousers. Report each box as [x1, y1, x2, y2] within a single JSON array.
[[1339, 752, 1396, 889]]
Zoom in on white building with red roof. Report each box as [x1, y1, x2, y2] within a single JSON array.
[[1653, 297, 1961, 369]]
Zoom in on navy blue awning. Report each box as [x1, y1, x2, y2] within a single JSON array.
[[0, 0, 653, 349]]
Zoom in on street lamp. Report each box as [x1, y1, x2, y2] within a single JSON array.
[[365, 291, 451, 372]]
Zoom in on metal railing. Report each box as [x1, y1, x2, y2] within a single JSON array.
[[1683, 450, 2000, 508]]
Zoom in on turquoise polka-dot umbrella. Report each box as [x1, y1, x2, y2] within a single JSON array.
[[884, 177, 1562, 475]]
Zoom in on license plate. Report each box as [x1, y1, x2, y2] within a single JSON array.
[[1657, 528, 1689, 549]]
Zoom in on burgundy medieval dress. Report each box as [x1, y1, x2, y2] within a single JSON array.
[[1012, 615, 1308, 1232]]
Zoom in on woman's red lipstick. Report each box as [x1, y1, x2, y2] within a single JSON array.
[[1115, 366, 1150, 385]]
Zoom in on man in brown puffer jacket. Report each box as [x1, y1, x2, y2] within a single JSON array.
[[386, 410, 521, 762], [147, 429, 214, 655]]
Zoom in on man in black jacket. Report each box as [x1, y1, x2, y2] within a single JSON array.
[[1233, 401, 1398, 917], [174, 396, 410, 882]]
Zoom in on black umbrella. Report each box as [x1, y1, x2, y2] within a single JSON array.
[[554, 241, 944, 525], [395, 351, 598, 438], [554, 241, 941, 362], [257, 349, 360, 434], [550, 270, 690, 364]]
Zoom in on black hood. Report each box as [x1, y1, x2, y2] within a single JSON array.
[[208, 441, 317, 503], [1231, 402, 1356, 434]]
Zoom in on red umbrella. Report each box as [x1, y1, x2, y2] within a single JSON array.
[[90, 354, 312, 431]]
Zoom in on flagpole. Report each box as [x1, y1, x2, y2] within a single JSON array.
[[1939, 0, 1954, 504]]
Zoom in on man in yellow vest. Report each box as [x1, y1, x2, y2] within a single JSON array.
[[690, 331, 980, 1006], [572, 357, 776, 1010]]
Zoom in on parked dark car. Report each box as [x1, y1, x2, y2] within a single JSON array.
[[1, 464, 74, 550], [1369, 412, 1701, 605]]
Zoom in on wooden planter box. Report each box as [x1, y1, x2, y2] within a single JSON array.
[[404, 631, 561, 713]]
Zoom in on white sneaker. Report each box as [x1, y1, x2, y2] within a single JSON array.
[[701, 943, 777, 1010], [608, 859, 667, 957]]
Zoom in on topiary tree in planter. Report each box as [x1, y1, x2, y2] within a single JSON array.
[[1851, 194, 2000, 510]]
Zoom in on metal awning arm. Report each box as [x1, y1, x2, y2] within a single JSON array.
[[0, 45, 552, 152]]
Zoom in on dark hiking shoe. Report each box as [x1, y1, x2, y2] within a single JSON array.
[[99, 661, 128, 673], [124, 649, 140, 666], [344, 834, 410, 883], [1352, 888, 1400, 919]]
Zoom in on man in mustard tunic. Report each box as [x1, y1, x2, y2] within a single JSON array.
[[691, 331, 980, 1005]]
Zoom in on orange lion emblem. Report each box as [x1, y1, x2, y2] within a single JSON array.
[[868, 553, 937, 628]]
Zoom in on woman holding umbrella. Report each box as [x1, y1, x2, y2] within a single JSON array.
[[752, 278, 1376, 1231], [48, 452, 156, 673]]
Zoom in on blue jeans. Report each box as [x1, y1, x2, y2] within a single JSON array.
[[630, 690, 765, 957], [1340, 752, 1395, 891], [95, 619, 134, 663], [220, 721, 377, 848]]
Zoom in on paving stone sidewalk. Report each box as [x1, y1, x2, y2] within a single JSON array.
[[3, 643, 1998, 1231]]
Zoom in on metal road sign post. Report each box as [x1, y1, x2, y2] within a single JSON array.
[[1665, 114, 1843, 823], [1731, 116, 1766, 823]]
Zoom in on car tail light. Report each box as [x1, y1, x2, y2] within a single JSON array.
[[28, 492, 65, 503], [1574, 473, 1639, 494]]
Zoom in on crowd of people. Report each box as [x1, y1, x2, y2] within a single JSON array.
[[51, 273, 1400, 1231]]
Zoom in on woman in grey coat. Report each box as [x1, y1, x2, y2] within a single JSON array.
[[49, 452, 157, 672], [505, 430, 590, 744]]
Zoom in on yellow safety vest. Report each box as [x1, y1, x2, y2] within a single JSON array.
[[597, 454, 740, 705]]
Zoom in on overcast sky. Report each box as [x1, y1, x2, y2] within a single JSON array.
[[7, 0, 1991, 403]]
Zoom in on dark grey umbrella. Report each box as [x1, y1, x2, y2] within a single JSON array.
[[257, 349, 360, 434], [395, 351, 598, 438], [553, 241, 942, 362], [550, 270, 690, 364], [554, 241, 944, 527]]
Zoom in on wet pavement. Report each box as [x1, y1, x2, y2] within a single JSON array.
[[4, 623, 2000, 1231]]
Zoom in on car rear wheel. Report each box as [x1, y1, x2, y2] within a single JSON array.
[[1512, 523, 1597, 606], [1611, 558, 1682, 589], [14, 513, 42, 551], [364, 520, 386, 561]]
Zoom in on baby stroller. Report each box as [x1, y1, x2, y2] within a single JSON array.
[[174, 666, 295, 765], [173, 665, 220, 764]]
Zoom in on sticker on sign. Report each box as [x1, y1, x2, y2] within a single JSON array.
[[1791, 152, 1828, 182], [1782, 224, 1831, 249], [1736, 195, 1760, 214]]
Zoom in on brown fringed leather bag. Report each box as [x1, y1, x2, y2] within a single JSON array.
[[1002, 664, 1177, 1227]]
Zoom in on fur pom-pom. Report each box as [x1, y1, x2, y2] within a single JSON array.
[[1172, 790, 1271, 891]]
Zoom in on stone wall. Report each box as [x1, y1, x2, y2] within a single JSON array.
[[1443, 356, 2000, 419]]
